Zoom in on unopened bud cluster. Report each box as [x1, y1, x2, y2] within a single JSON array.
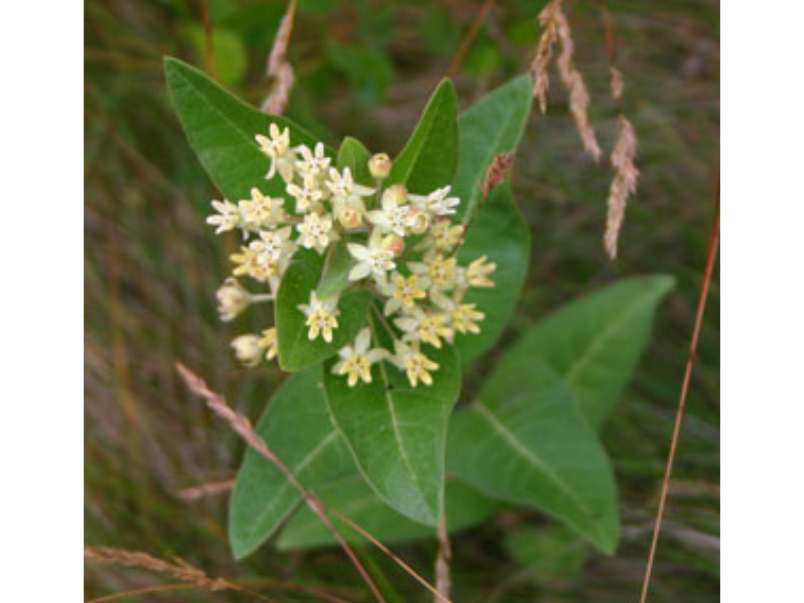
[[206, 123, 496, 387]]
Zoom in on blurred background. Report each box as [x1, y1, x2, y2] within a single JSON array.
[[85, 0, 719, 600]]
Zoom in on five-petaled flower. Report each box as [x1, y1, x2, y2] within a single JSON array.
[[298, 291, 340, 343], [332, 328, 389, 387]]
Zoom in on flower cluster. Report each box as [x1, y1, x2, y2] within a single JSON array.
[[207, 123, 496, 387]]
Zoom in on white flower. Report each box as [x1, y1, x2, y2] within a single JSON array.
[[298, 291, 340, 342], [296, 212, 334, 253], [325, 167, 375, 203], [238, 188, 285, 230], [451, 303, 485, 334], [410, 186, 460, 216], [256, 124, 295, 182], [295, 142, 331, 179], [231, 245, 278, 283], [207, 199, 240, 234], [408, 254, 458, 290], [250, 226, 295, 263], [378, 273, 428, 316], [231, 334, 262, 366], [216, 277, 251, 322], [463, 255, 496, 288], [394, 307, 453, 349], [367, 188, 411, 237], [347, 230, 396, 282], [286, 175, 324, 213], [391, 341, 439, 387], [332, 328, 389, 386]]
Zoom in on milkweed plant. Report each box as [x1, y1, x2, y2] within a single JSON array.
[[165, 55, 674, 570]]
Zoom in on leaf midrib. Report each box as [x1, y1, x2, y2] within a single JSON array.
[[374, 351, 435, 520], [170, 63, 263, 160], [562, 288, 659, 387], [472, 402, 603, 541]]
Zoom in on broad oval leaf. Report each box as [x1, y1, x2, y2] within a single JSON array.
[[278, 476, 500, 550], [453, 74, 533, 224], [455, 184, 530, 363], [228, 367, 354, 559], [276, 249, 371, 371], [323, 318, 461, 525], [388, 79, 458, 194], [164, 57, 328, 203], [504, 275, 675, 429], [448, 361, 620, 554]]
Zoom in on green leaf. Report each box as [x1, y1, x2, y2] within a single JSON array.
[[451, 75, 533, 362], [388, 80, 458, 194], [453, 74, 533, 224], [164, 57, 327, 203], [228, 367, 354, 559], [448, 362, 620, 554], [278, 476, 500, 550], [323, 317, 461, 525], [337, 136, 374, 186], [455, 184, 530, 363], [276, 249, 371, 372], [504, 276, 675, 429], [315, 242, 355, 301]]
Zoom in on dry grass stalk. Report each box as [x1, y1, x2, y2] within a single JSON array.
[[327, 506, 456, 603], [604, 114, 639, 259], [554, 7, 602, 161], [84, 546, 231, 592], [434, 517, 452, 603], [177, 477, 235, 502], [261, 0, 297, 114], [530, 0, 561, 112], [175, 363, 387, 603]]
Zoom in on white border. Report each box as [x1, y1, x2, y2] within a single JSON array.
[[1, 1, 83, 600]]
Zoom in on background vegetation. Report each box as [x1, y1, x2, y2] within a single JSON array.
[[85, 0, 719, 600]]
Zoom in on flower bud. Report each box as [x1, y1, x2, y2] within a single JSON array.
[[231, 334, 262, 366], [368, 153, 392, 179], [216, 278, 250, 321], [406, 207, 430, 235], [335, 203, 363, 229], [383, 184, 408, 207], [381, 234, 405, 257]]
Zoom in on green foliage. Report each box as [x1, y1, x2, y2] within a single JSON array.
[[322, 317, 461, 525], [164, 57, 327, 204], [449, 362, 620, 554], [337, 136, 374, 185], [449, 276, 674, 553], [453, 75, 533, 223], [504, 276, 676, 430], [276, 249, 371, 371], [278, 477, 500, 550], [455, 184, 529, 363], [228, 367, 353, 559], [451, 76, 533, 362], [388, 79, 458, 194]]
